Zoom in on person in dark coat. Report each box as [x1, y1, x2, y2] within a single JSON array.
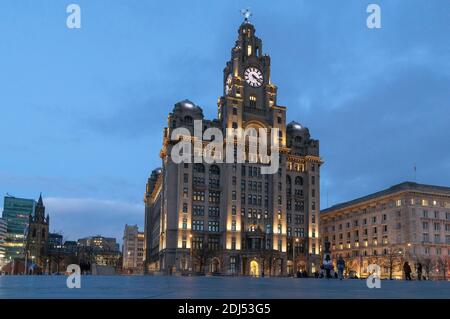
[[337, 255, 346, 280], [417, 263, 423, 280], [403, 262, 412, 280]]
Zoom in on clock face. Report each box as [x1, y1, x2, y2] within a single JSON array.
[[225, 74, 232, 95], [244, 67, 263, 87]]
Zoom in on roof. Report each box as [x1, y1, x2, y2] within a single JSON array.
[[321, 181, 450, 214]]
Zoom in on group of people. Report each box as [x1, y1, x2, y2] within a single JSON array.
[[295, 270, 309, 278], [315, 255, 346, 280], [314, 256, 427, 281], [403, 261, 426, 280]]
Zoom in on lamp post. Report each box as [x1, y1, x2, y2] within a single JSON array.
[[189, 234, 193, 273], [293, 238, 299, 275]]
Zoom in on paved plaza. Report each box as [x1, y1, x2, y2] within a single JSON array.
[[0, 276, 449, 299]]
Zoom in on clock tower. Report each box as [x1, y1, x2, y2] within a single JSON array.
[[218, 18, 285, 148]]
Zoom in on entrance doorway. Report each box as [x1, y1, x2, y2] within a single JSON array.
[[250, 260, 259, 277]]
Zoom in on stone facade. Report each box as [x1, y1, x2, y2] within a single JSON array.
[[26, 194, 49, 271], [145, 19, 322, 276], [122, 224, 145, 274], [321, 182, 450, 279]]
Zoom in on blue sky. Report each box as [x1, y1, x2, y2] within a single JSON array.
[[0, 0, 449, 243]]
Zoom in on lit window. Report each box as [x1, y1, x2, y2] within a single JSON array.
[[247, 45, 252, 56], [249, 95, 257, 108]]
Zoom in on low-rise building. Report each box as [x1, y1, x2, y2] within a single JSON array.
[[77, 235, 121, 268], [321, 182, 450, 280]]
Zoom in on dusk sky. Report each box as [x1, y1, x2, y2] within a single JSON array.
[[1, 0, 449, 243]]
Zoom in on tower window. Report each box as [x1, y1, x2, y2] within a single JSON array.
[[249, 95, 256, 108], [247, 45, 252, 56]]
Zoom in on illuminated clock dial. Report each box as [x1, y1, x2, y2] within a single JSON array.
[[244, 67, 263, 87]]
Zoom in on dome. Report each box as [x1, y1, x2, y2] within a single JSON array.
[[174, 99, 203, 112], [287, 121, 304, 131], [151, 167, 162, 177]]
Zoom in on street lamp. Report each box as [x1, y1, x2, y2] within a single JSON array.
[[189, 234, 193, 273], [293, 238, 299, 275]]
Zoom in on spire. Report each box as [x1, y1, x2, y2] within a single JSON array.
[[35, 193, 45, 221], [240, 8, 252, 23]]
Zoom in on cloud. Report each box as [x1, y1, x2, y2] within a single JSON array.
[[44, 197, 144, 245]]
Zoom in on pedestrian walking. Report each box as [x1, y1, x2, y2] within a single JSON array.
[[337, 255, 345, 280], [403, 262, 412, 280], [323, 255, 333, 279], [417, 263, 422, 281]]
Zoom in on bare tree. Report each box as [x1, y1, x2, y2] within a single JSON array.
[[434, 256, 448, 280], [380, 248, 403, 280], [191, 240, 216, 274], [420, 257, 433, 280], [258, 248, 275, 276]]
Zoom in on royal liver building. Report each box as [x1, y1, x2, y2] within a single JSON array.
[[145, 16, 322, 276]]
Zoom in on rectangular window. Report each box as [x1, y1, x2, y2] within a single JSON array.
[[208, 191, 221, 204], [434, 234, 441, 244], [192, 220, 204, 231], [193, 191, 205, 202], [208, 237, 220, 250], [193, 205, 204, 216], [208, 221, 220, 232], [208, 207, 220, 217]]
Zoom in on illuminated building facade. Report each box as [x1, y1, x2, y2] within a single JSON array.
[[144, 18, 322, 276], [0, 217, 6, 266], [321, 182, 450, 279], [122, 224, 145, 274], [1, 195, 35, 261]]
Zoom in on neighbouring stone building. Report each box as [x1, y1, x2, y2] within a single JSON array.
[[122, 224, 145, 274], [144, 16, 322, 276], [320, 182, 450, 279], [77, 235, 121, 268]]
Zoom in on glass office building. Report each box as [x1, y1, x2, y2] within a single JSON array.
[[2, 196, 36, 261]]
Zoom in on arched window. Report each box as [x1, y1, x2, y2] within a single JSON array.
[[209, 165, 220, 175], [194, 163, 205, 173], [295, 136, 302, 144], [295, 176, 303, 186], [184, 116, 193, 124], [286, 175, 291, 186], [41, 229, 46, 238]]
